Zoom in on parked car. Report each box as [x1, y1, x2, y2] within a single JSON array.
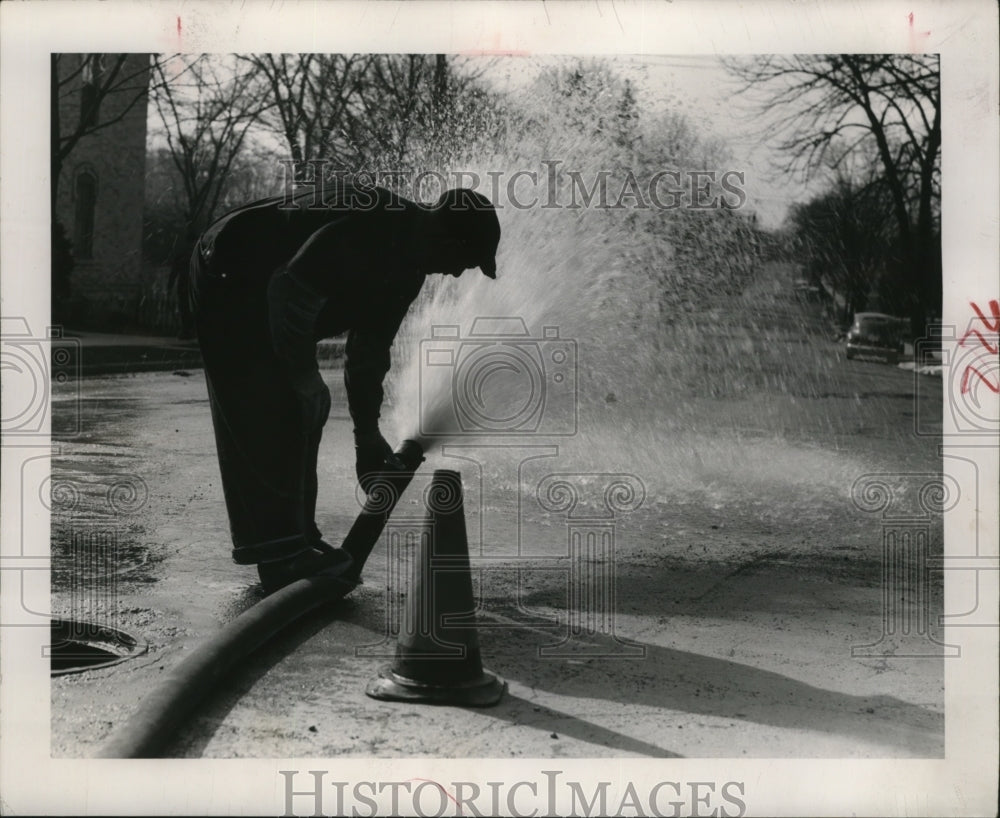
[[845, 312, 906, 364]]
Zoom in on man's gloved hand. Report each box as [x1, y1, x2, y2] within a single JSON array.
[[288, 369, 331, 433], [354, 429, 405, 493]]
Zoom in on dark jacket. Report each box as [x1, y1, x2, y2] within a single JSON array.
[[196, 184, 427, 433]]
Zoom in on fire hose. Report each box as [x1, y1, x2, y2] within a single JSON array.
[[96, 440, 425, 758]]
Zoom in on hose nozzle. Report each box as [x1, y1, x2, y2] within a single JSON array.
[[395, 439, 425, 471]]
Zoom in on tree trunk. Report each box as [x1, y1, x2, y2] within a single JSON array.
[[51, 54, 71, 321], [50, 54, 61, 224], [915, 105, 942, 331], [433, 54, 448, 113]]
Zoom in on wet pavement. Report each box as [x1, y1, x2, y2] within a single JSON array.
[[48, 357, 945, 759]]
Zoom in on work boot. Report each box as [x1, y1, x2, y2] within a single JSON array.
[[257, 545, 356, 595]]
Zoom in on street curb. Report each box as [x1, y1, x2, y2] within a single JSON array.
[[57, 338, 346, 377]]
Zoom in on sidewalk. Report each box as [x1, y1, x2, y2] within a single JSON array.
[[54, 330, 345, 376]]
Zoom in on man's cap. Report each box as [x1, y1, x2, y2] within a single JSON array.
[[433, 188, 501, 279]]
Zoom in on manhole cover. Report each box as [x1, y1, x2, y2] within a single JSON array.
[[49, 618, 147, 676]]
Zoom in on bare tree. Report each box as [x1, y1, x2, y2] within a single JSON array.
[[371, 54, 504, 177], [149, 54, 272, 335], [151, 54, 270, 240], [789, 173, 897, 322], [348, 54, 440, 168], [725, 54, 941, 327], [242, 53, 493, 190], [240, 54, 373, 178]]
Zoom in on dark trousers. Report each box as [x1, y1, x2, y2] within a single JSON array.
[[190, 246, 324, 565]]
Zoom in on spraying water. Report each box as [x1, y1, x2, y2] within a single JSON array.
[[381, 63, 903, 517]]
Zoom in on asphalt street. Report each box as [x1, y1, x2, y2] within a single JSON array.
[[47, 354, 946, 758]]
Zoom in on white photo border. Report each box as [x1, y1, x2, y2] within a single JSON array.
[[1, 0, 997, 815]]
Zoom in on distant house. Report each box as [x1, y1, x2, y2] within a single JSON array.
[[53, 53, 150, 330]]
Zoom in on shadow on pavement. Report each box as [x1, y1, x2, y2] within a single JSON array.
[[161, 587, 941, 758], [478, 623, 943, 756], [483, 691, 683, 757]]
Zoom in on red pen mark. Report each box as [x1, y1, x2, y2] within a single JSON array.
[[176, 16, 182, 45], [461, 30, 530, 57], [958, 299, 1000, 395], [960, 330, 999, 356], [969, 299, 1000, 333], [960, 365, 1000, 395], [907, 12, 931, 52], [959, 300, 1000, 355], [406, 779, 461, 807], [459, 49, 532, 57]]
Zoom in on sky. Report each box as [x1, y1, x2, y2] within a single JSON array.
[[146, 53, 820, 231], [473, 53, 820, 229]]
